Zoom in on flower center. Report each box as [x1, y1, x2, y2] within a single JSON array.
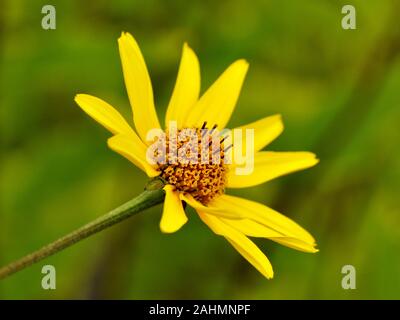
[[157, 124, 229, 205]]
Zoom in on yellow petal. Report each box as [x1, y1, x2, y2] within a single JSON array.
[[220, 217, 282, 238], [74, 94, 135, 136], [210, 195, 316, 245], [183, 59, 249, 129], [235, 114, 284, 152], [118, 32, 161, 142], [160, 186, 188, 233], [220, 217, 318, 253], [108, 134, 160, 177], [198, 211, 273, 279], [270, 237, 319, 253], [165, 43, 200, 129], [227, 151, 319, 188], [180, 193, 243, 219]]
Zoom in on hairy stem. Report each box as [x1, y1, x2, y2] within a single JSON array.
[[0, 186, 165, 280]]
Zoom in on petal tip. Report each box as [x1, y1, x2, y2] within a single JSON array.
[[182, 42, 197, 58], [118, 31, 126, 41], [311, 155, 320, 166], [237, 59, 249, 69], [74, 93, 86, 101], [264, 268, 274, 279], [160, 212, 188, 234], [274, 113, 284, 130], [159, 223, 182, 234], [118, 31, 133, 43], [304, 152, 320, 167]]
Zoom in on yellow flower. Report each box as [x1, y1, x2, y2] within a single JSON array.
[[75, 32, 319, 279]]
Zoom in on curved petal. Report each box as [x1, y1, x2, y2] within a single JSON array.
[[269, 237, 318, 253], [160, 186, 188, 233], [108, 134, 160, 177], [183, 59, 249, 129], [180, 193, 243, 219], [235, 114, 284, 152], [220, 217, 318, 253], [74, 94, 135, 136], [210, 194, 316, 245], [220, 217, 282, 238], [227, 151, 319, 188], [118, 32, 161, 142], [198, 211, 273, 279], [165, 43, 200, 129]]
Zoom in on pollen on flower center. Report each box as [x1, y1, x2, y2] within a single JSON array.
[[156, 123, 229, 205]]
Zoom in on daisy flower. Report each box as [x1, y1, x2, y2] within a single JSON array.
[[75, 32, 319, 279]]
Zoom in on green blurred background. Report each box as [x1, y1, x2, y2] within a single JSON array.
[[1, 0, 399, 299]]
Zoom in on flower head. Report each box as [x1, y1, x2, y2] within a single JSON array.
[[75, 32, 319, 279]]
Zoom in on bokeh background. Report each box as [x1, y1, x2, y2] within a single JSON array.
[[1, 0, 399, 299]]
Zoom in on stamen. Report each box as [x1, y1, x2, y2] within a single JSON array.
[[224, 144, 233, 153], [158, 127, 227, 205], [213, 148, 221, 155], [209, 124, 218, 135]]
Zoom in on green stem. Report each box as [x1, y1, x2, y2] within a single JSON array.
[[0, 185, 165, 280]]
